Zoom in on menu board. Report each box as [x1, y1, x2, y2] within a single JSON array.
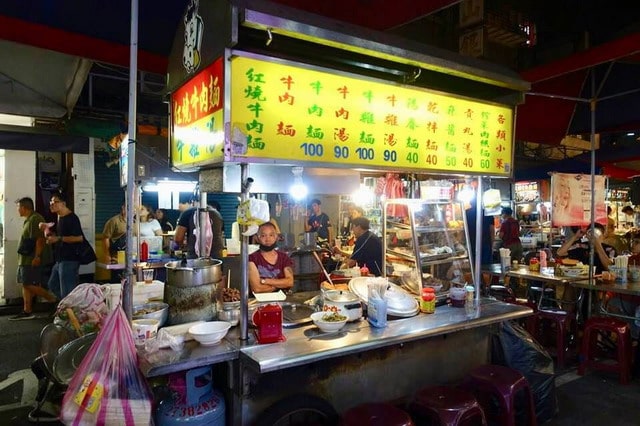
[[230, 55, 513, 176], [170, 57, 225, 170]]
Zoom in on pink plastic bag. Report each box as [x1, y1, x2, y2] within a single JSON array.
[[61, 306, 153, 425]]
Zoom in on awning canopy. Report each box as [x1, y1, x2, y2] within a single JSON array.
[[516, 32, 640, 144], [515, 32, 640, 180]]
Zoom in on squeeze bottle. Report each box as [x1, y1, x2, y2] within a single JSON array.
[[140, 240, 149, 262]]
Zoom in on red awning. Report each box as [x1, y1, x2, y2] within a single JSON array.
[[516, 32, 640, 146]]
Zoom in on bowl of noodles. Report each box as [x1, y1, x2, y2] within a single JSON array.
[[310, 312, 348, 333]]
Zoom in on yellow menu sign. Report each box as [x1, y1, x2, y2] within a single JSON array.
[[170, 58, 225, 170], [230, 56, 513, 175]]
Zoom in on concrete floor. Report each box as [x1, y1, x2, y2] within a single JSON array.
[[1, 305, 640, 425]]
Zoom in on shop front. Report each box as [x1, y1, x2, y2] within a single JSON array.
[[141, 0, 533, 423]]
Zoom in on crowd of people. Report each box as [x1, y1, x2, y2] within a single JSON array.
[[9, 192, 383, 314]]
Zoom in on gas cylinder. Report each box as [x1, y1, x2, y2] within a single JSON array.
[[156, 366, 226, 425]]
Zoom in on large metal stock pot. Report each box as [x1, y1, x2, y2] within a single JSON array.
[[165, 258, 222, 288]]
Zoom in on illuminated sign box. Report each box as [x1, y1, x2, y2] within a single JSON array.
[[230, 54, 513, 176], [170, 57, 225, 170]]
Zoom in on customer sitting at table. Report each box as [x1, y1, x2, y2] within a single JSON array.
[[606, 238, 640, 340], [248, 222, 294, 293], [556, 223, 615, 273], [556, 223, 616, 312]]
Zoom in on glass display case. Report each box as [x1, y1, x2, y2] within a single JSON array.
[[383, 199, 473, 300]]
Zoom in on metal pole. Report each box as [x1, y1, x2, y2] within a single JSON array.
[[200, 191, 208, 258], [474, 177, 482, 301], [124, 0, 139, 321], [587, 71, 596, 318], [239, 164, 252, 340]]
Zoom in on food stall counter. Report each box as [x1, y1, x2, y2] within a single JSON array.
[[137, 295, 531, 378], [239, 297, 531, 374], [138, 336, 239, 378]]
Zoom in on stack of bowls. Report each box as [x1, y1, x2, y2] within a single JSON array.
[[219, 301, 240, 326]]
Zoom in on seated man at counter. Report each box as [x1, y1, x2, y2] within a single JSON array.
[[333, 217, 383, 276], [248, 222, 294, 293]]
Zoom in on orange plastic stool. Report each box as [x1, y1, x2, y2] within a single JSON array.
[[578, 316, 632, 384], [408, 385, 486, 426], [460, 364, 537, 426], [341, 403, 414, 426]]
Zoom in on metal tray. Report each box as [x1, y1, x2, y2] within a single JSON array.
[[280, 302, 317, 328]]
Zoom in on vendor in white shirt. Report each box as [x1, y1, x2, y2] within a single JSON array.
[[136, 205, 163, 237]]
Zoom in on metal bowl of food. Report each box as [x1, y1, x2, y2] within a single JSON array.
[[133, 302, 169, 327]]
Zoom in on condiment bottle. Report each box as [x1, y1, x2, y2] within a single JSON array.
[[465, 285, 476, 317], [420, 287, 436, 314], [140, 240, 149, 262], [529, 256, 539, 272], [360, 264, 370, 276]]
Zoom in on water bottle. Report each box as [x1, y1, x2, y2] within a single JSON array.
[[465, 285, 476, 317], [539, 250, 547, 269]]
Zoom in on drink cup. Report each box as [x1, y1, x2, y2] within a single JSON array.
[[143, 268, 154, 284], [630, 267, 640, 282]]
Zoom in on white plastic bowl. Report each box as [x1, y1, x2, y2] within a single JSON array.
[[310, 312, 348, 333], [189, 321, 231, 346]]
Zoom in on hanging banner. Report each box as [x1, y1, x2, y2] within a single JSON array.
[[230, 55, 513, 176], [170, 57, 225, 170], [551, 173, 607, 227]]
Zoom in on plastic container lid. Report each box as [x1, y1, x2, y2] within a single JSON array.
[[422, 287, 435, 293]]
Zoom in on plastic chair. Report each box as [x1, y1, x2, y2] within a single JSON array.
[[408, 385, 486, 425], [578, 316, 632, 384], [341, 403, 414, 426], [460, 364, 537, 426]]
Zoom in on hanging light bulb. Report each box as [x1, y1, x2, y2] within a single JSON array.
[[289, 166, 308, 200]]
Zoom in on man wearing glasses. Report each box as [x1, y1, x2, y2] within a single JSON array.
[[41, 192, 84, 299]]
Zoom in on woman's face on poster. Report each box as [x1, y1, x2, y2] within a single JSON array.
[[554, 180, 571, 210]]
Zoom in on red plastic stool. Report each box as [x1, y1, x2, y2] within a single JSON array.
[[460, 364, 537, 426], [534, 308, 574, 368], [511, 299, 538, 336], [578, 316, 632, 385], [341, 403, 414, 426], [408, 385, 486, 426]]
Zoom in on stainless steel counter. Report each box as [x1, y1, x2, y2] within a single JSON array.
[[138, 336, 238, 377], [138, 296, 531, 377], [240, 298, 531, 373]]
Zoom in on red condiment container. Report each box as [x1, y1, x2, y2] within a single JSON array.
[[140, 240, 149, 261], [420, 287, 436, 314], [529, 256, 539, 272]]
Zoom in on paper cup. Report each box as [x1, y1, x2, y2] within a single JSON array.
[[132, 319, 159, 345]]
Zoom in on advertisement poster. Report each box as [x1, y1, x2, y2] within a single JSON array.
[[551, 173, 607, 227]]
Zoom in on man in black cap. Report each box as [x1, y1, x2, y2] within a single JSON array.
[[499, 207, 523, 263]]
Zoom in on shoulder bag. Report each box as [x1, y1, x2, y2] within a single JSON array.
[[77, 230, 97, 265]]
